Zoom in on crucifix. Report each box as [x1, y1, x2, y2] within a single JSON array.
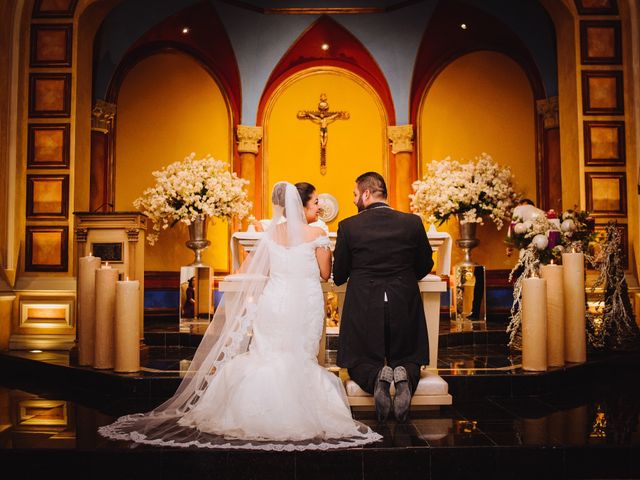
[[297, 93, 349, 175]]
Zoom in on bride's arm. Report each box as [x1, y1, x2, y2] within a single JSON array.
[[316, 245, 332, 281], [308, 227, 331, 281]]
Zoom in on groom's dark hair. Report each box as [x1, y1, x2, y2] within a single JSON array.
[[356, 172, 387, 199]]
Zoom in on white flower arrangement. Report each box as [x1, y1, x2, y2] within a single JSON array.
[[410, 153, 518, 230], [134, 152, 252, 245]]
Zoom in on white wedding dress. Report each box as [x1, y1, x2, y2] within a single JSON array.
[[99, 183, 381, 451]]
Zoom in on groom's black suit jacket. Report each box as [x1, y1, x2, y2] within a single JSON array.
[[333, 202, 434, 368]]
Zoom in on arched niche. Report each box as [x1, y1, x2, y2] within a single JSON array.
[[255, 15, 395, 217], [114, 51, 232, 272], [418, 51, 536, 271], [260, 67, 388, 230], [89, 1, 241, 216]]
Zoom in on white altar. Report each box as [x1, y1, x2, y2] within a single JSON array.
[[221, 224, 453, 406]]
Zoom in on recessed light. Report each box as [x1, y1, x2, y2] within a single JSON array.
[[321, 43, 330, 51], [182, 27, 190, 34], [30, 349, 43, 353], [460, 23, 468, 30]]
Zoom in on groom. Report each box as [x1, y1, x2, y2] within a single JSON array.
[[333, 172, 433, 422]]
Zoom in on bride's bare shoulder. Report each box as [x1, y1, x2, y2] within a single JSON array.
[[304, 225, 326, 241]]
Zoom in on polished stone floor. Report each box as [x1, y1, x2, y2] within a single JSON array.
[[1, 320, 640, 479], [1, 365, 640, 479]]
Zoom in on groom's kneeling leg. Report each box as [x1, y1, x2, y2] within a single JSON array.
[[348, 363, 381, 394], [401, 363, 421, 395]]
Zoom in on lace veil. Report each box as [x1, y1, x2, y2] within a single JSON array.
[[98, 182, 326, 446], [151, 181, 307, 416]]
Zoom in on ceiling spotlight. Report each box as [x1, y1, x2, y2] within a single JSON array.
[[30, 349, 43, 353], [321, 43, 330, 51], [460, 23, 468, 30], [181, 27, 190, 34]]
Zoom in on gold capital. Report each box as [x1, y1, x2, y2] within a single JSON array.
[[387, 125, 414, 154], [91, 99, 116, 134], [536, 97, 559, 130], [126, 228, 140, 243], [74, 227, 89, 243], [236, 125, 263, 154]]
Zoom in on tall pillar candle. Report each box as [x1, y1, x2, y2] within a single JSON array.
[[114, 278, 140, 372], [94, 263, 118, 369], [77, 254, 101, 366], [562, 251, 586, 363], [541, 263, 565, 367], [522, 276, 548, 371]]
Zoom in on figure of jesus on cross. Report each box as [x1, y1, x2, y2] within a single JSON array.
[[297, 93, 349, 175]]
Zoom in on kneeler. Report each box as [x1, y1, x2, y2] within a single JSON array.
[[322, 274, 453, 408]]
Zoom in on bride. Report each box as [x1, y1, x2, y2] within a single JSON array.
[[99, 181, 382, 450]]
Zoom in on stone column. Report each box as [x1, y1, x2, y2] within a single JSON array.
[[236, 125, 263, 219], [126, 227, 145, 349], [388, 125, 414, 212], [536, 97, 561, 212], [69, 227, 89, 363], [90, 100, 116, 212]]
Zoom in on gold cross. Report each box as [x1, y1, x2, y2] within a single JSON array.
[[297, 93, 349, 175]]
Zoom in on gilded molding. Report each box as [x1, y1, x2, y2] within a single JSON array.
[[126, 228, 140, 242], [91, 99, 116, 134], [236, 125, 263, 154], [74, 227, 88, 243], [536, 97, 559, 130], [387, 125, 414, 154]]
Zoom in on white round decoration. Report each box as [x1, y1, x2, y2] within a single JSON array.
[[560, 219, 576, 233], [532, 234, 549, 250], [513, 204, 544, 222], [513, 223, 528, 235], [317, 193, 339, 222]]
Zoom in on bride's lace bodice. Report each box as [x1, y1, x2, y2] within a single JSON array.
[[267, 235, 331, 280], [250, 235, 332, 360]]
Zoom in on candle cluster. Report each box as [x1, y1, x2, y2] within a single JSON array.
[[77, 254, 140, 372], [521, 251, 586, 371]]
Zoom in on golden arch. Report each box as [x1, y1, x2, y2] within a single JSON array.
[[260, 67, 390, 225]]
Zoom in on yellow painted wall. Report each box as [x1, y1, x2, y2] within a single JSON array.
[[419, 51, 536, 271], [263, 69, 388, 229], [115, 52, 231, 272]]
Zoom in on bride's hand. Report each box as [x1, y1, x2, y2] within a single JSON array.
[[251, 219, 264, 232]]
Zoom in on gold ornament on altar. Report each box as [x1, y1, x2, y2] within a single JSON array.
[[297, 93, 349, 175], [590, 404, 607, 438], [325, 291, 340, 327]]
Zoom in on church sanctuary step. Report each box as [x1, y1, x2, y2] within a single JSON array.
[[1, 344, 639, 403]]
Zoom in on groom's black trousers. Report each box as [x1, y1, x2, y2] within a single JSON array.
[[347, 302, 421, 394]]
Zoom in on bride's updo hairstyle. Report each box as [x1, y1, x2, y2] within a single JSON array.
[[271, 182, 287, 210], [295, 182, 316, 207], [272, 182, 316, 217]]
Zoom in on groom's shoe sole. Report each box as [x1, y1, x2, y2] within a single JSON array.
[[393, 366, 411, 423], [374, 366, 393, 423]]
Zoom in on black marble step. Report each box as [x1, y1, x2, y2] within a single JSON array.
[[143, 322, 510, 349], [1, 346, 639, 403], [2, 353, 640, 479]]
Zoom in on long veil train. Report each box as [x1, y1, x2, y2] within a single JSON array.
[[98, 182, 382, 450]]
